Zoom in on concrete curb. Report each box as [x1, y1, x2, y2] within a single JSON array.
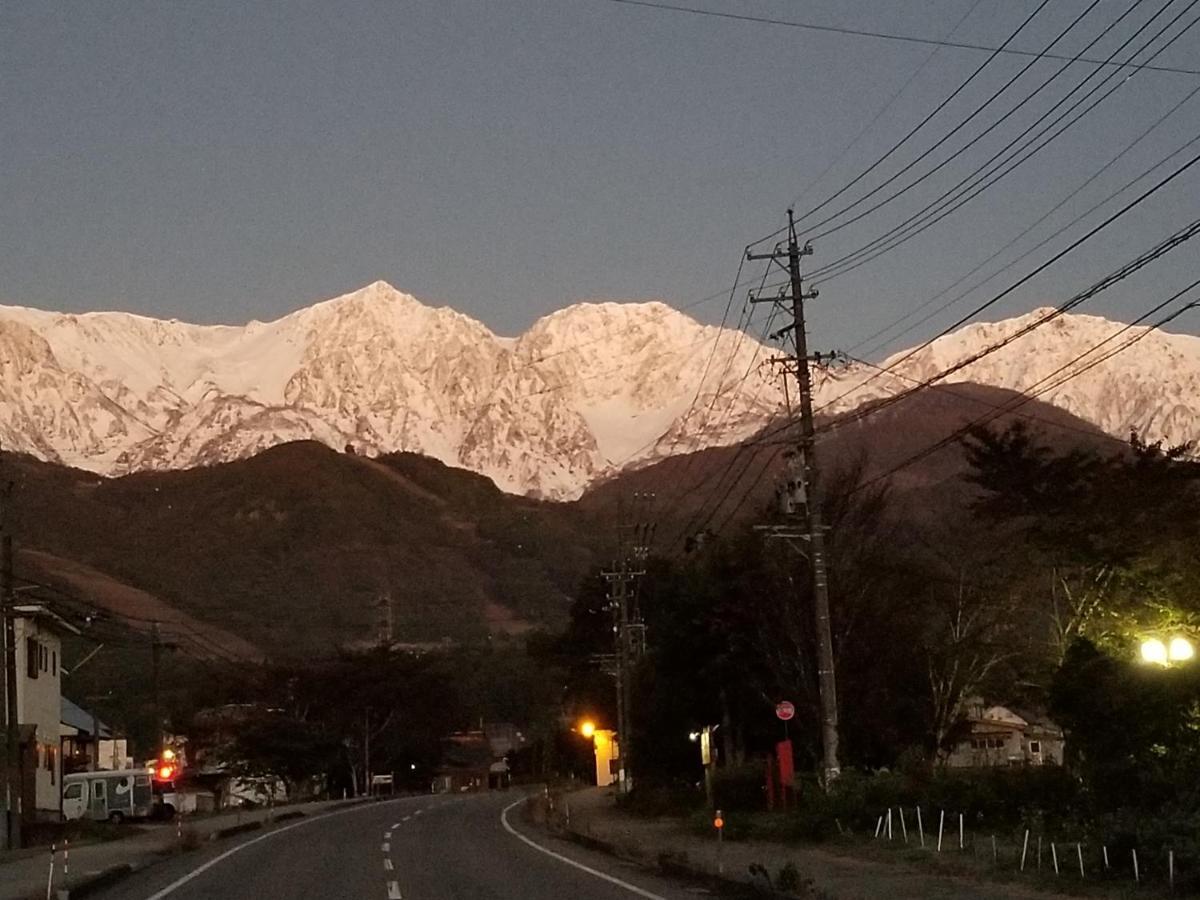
[[207, 820, 263, 841], [67, 863, 135, 899]]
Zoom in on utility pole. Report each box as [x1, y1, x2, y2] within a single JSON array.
[[748, 210, 841, 784], [0, 474, 20, 849], [151, 621, 164, 757], [601, 492, 654, 795]]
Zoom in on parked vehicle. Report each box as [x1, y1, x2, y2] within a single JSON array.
[[62, 770, 154, 823]]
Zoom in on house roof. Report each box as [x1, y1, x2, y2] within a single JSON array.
[[62, 697, 112, 737], [14, 604, 81, 636]]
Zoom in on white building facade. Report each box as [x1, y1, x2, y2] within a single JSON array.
[[13, 606, 78, 821]]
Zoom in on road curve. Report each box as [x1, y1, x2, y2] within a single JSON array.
[[90, 791, 703, 900]]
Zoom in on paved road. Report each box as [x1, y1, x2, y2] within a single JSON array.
[[92, 791, 703, 900]]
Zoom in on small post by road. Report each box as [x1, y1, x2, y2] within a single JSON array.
[[714, 809, 724, 875], [45, 843, 55, 900], [937, 810, 944, 852], [917, 806, 925, 848], [1020, 829, 1029, 871]]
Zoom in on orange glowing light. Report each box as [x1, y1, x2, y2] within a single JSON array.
[[156, 765, 175, 780]]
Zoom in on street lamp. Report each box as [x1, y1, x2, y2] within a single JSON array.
[[1169, 636, 1194, 662], [1142, 638, 1169, 666], [579, 720, 596, 739], [1140, 636, 1194, 666]]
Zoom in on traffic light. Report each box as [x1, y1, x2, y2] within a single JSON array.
[[151, 748, 179, 781]]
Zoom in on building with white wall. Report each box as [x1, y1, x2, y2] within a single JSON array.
[[13, 605, 79, 821]]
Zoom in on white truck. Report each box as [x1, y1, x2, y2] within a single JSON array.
[[62, 770, 155, 823]]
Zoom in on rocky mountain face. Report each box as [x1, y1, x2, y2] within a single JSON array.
[[0, 284, 1196, 498], [0, 282, 783, 498]]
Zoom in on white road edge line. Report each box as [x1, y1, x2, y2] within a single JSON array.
[[500, 797, 667, 900], [142, 799, 409, 900], [387, 879, 403, 899]]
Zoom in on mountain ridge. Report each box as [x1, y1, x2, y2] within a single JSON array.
[[1, 283, 1197, 498]]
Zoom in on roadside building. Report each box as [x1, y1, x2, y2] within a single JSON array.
[[434, 728, 518, 792], [945, 703, 1065, 768], [60, 697, 113, 774], [12, 604, 80, 822]]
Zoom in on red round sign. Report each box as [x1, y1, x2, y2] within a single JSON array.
[[775, 700, 795, 721]]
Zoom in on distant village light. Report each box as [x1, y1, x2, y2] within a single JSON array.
[[1141, 638, 1169, 666], [1169, 636, 1195, 662]]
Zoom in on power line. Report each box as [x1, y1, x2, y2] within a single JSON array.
[[748, 0, 1058, 249], [798, 142, 1200, 427], [847, 81, 1200, 358], [602, 0, 1200, 76], [843, 283, 1200, 498], [787, 0, 988, 211], [794, 0, 1117, 243], [810, 212, 1200, 440], [700, 282, 1200, 541], [810, 2, 1200, 281]]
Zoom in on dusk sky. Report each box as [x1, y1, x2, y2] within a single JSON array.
[[3, 1, 1198, 357]]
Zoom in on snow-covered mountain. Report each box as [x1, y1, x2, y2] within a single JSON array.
[[813, 308, 1200, 448], [0, 285, 1196, 498], [0, 282, 784, 498]]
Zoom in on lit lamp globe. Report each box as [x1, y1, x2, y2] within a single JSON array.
[[1169, 636, 1195, 662], [1141, 638, 1169, 666], [579, 720, 596, 739]]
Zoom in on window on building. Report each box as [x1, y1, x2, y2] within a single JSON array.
[[51, 650, 56, 676], [1029, 740, 1041, 754], [26, 637, 38, 679]]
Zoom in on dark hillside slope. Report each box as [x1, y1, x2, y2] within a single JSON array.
[[2, 443, 597, 656]]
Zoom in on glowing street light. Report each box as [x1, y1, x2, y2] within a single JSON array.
[[579, 720, 596, 739], [1141, 639, 1169, 666], [1169, 636, 1195, 662], [1140, 636, 1194, 666]]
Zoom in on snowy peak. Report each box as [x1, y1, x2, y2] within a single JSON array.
[[0, 283, 785, 497], [1, 283, 1196, 498], [875, 307, 1200, 447]]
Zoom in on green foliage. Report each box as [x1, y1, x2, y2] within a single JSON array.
[[1051, 638, 1200, 814]]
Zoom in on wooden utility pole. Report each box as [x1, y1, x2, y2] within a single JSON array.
[[601, 492, 654, 795], [748, 210, 841, 783], [151, 620, 162, 756]]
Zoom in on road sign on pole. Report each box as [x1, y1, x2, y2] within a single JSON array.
[[775, 701, 795, 721]]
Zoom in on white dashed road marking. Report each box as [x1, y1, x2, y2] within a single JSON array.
[[387, 880, 403, 899], [402, 815, 411, 822], [143, 799, 408, 899], [383, 858, 394, 871], [382, 842, 390, 853]]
